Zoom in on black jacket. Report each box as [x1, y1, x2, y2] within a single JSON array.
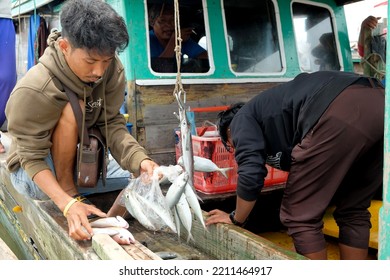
[[230, 71, 377, 201]]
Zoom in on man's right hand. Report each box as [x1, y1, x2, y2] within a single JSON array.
[[65, 201, 107, 241], [362, 16, 380, 30]]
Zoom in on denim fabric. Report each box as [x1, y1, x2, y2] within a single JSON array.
[[10, 154, 131, 200]]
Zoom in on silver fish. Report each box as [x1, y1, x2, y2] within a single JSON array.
[[184, 182, 206, 229], [178, 155, 233, 178], [124, 189, 155, 231], [90, 216, 129, 229], [165, 171, 189, 209], [174, 90, 195, 190], [155, 251, 178, 260], [136, 192, 177, 233], [175, 193, 194, 242], [93, 227, 136, 244], [174, 90, 205, 229]]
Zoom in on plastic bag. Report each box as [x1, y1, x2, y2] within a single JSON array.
[[154, 164, 183, 185], [121, 172, 176, 233]]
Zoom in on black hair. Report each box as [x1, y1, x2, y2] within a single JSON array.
[[60, 0, 129, 56], [217, 102, 245, 152], [148, 3, 174, 26]]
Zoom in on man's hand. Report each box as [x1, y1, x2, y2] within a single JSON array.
[[66, 201, 106, 241], [362, 16, 380, 30], [140, 159, 159, 177], [205, 209, 231, 225]]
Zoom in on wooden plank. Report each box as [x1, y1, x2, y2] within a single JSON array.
[[92, 234, 162, 260], [187, 211, 307, 260], [0, 237, 18, 260], [122, 241, 162, 260], [92, 234, 134, 260]]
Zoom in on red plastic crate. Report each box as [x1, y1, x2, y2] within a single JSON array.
[[175, 126, 288, 194]]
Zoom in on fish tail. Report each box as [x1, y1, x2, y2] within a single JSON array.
[[220, 167, 233, 178], [186, 232, 195, 243]]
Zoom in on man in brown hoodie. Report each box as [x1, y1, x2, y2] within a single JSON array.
[[5, 0, 159, 244]]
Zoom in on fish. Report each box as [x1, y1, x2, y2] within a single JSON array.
[[184, 182, 206, 229], [123, 189, 155, 231], [92, 227, 135, 244], [175, 193, 194, 242], [165, 171, 189, 209], [174, 90, 195, 190], [136, 192, 177, 233], [90, 216, 129, 229], [174, 90, 205, 230], [178, 155, 233, 178], [155, 251, 178, 260]]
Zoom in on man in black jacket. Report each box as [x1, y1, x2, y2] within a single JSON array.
[[205, 71, 384, 260]]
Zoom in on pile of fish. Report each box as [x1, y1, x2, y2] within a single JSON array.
[[88, 153, 231, 245], [90, 216, 135, 245], [120, 153, 230, 242]]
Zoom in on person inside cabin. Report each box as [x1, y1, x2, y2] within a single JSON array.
[[357, 15, 386, 85], [311, 32, 340, 71], [148, 3, 208, 72], [5, 0, 159, 244], [206, 71, 384, 260]]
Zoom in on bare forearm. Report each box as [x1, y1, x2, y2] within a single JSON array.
[[235, 196, 256, 223], [33, 169, 72, 211]]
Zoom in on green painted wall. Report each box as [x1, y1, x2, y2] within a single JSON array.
[[112, 0, 354, 82]]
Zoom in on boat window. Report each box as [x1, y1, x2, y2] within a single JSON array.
[[292, 3, 340, 72], [146, 0, 209, 73], [223, 0, 282, 73]]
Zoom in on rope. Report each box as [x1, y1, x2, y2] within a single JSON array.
[[360, 53, 386, 80], [173, 0, 185, 103]]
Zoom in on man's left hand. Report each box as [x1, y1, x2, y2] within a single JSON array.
[[205, 209, 231, 225]]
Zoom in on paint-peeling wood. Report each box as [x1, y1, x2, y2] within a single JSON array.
[[122, 241, 162, 260], [92, 234, 134, 260], [0, 237, 18, 260], [136, 82, 282, 105], [187, 211, 307, 260], [0, 165, 100, 260]]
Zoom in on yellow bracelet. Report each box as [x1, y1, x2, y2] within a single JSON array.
[[63, 198, 78, 217]]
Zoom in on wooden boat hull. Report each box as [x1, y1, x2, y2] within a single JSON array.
[[0, 161, 306, 260]]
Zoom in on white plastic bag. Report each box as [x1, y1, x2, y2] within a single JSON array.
[[122, 172, 176, 233]]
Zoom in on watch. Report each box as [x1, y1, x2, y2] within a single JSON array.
[[229, 210, 247, 227]]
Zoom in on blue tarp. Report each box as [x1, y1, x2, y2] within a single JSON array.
[[0, 18, 17, 127], [27, 14, 40, 70]]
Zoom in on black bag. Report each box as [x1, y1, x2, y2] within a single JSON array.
[[63, 85, 107, 188], [76, 127, 107, 188]]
